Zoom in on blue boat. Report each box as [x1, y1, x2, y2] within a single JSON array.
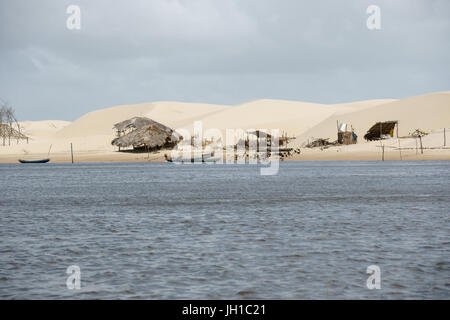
[[18, 158, 50, 164]]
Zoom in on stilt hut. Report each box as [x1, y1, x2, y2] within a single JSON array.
[[246, 129, 294, 158]]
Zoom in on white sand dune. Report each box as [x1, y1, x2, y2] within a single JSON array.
[[181, 98, 400, 139], [144, 102, 231, 129], [329, 99, 397, 115], [56, 101, 230, 138], [19, 120, 71, 139], [56, 103, 153, 138], [185, 99, 333, 137], [294, 91, 450, 146], [1, 91, 449, 162]]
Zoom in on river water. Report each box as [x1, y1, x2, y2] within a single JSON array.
[[0, 161, 448, 299]]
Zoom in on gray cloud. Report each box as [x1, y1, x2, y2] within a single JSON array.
[[0, 0, 449, 120]]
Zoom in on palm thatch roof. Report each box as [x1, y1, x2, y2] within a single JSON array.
[[364, 121, 398, 141], [111, 117, 181, 149]]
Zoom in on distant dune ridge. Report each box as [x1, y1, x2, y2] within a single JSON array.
[[1, 91, 449, 162]]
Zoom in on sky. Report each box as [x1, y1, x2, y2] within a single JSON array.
[[1, 0, 449, 121]]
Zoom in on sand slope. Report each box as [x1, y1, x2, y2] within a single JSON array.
[[56, 101, 230, 137], [188, 99, 333, 136], [19, 120, 71, 139], [294, 92, 450, 146]]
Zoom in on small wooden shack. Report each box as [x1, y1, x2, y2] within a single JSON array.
[[337, 122, 357, 145], [111, 117, 181, 151], [364, 121, 398, 141]]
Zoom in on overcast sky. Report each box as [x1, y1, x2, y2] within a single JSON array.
[[1, 0, 449, 121]]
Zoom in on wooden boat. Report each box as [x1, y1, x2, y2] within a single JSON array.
[[18, 158, 50, 164], [164, 152, 219, 163]]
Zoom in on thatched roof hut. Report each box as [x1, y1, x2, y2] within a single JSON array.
[[111, 117, 181, 150], [364, 121, 398, 141]]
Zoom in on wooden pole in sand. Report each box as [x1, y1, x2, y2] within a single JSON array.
[[337, 120, 339, 141], [397, 122, 402, 160], [415, 137, 418, 155], [444, 128, 446, 146], [419, 135, 423, 154], [70, 143, 74, 163]]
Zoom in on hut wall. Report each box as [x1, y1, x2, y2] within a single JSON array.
[[338, 131, 355, 145]]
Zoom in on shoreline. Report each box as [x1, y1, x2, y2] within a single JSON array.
[[2, 127, 449, 164], [2, 150, 450, 164]]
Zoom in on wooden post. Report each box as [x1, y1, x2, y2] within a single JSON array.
[[70, 143, 74, 163], [382, 145, 385, 161], [397, 123, 402, 160], [419, 135, 423, 154], [444, 128, 446, 147], [415, 137, 418, 155], [337, 120, 339, 141]]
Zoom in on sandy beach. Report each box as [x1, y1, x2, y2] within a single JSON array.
[[1, 91, 449, 163]]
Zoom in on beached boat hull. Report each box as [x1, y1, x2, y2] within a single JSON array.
[[18, 158, 50, 164]]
